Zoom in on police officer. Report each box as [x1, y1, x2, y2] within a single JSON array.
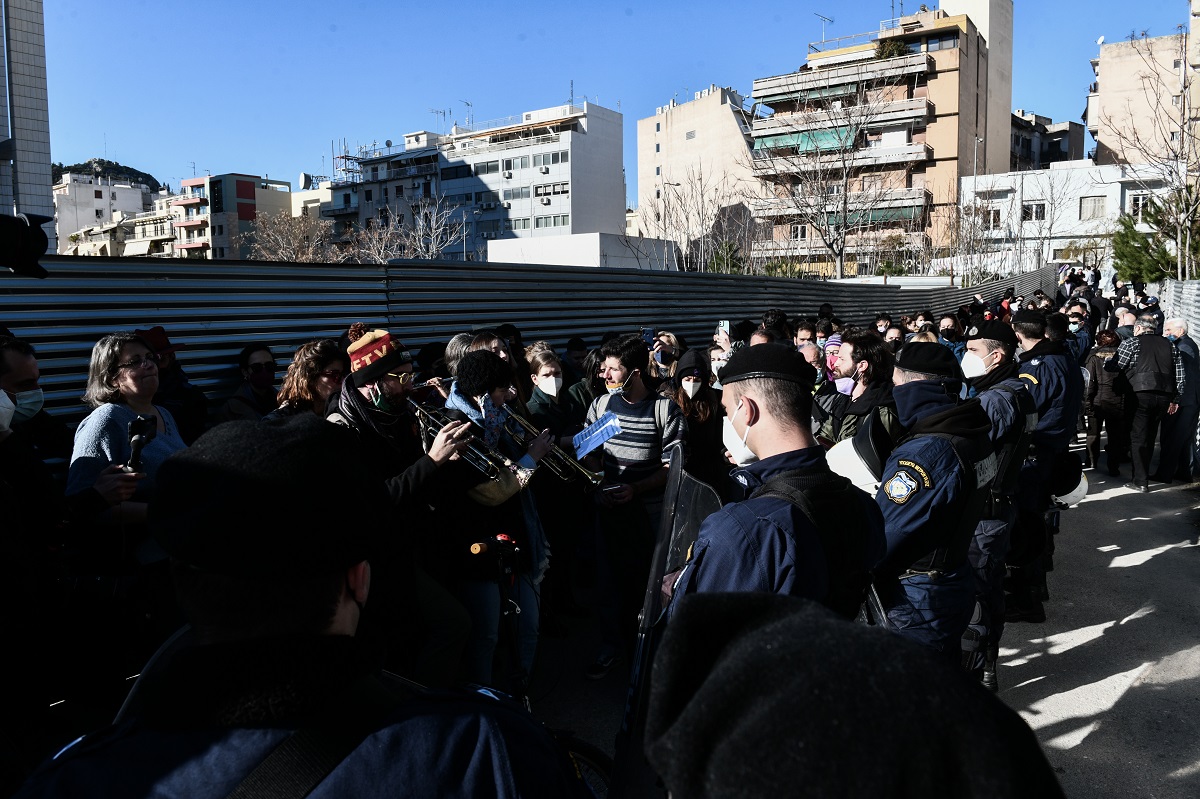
[[671, 344, 886, 619], [1009, 310, 1084, 622], [874, 342, 997, 661], [960, 321, 1038, 690]]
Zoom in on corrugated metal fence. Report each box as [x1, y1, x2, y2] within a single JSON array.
[[1, 255, 1057, 425]]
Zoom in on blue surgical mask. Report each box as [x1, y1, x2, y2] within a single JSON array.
[[1168, 334, 1180, 342], [1068, 323, 1081, 333], [11, 388, 43, 425]]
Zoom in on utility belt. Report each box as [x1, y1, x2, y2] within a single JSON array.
[[903, 545, 958, 578]]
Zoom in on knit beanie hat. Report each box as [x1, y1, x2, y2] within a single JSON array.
[[345, 321, 412, 387]]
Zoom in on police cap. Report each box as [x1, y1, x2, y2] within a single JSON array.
[[893, 341, 962, 380], [719, 342, 816, 387], [1011, 309, 1045, 326], [964, 319, 1017, 348]]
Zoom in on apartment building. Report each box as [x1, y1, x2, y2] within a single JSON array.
[[1085, 33, 1190, 165], [749, 1, 1010, 274], [53, 172, 151, 253], [1010, 111, 1085, 171], [1, 0, 55, 248], [172, 173, 292, 259], [635, 85, 755, 243], [324, 102, 624, 260], [960, 159, 1170, 270]]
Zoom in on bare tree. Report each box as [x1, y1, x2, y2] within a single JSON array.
[[347, 210, 407, 264], [1098, 30, 1199, 280], [398, 194, 468, 260], [236, 210, 341, 263], [635, 164, 756, 273]]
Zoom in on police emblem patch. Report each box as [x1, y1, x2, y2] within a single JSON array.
[[884, 471, 919, 504]]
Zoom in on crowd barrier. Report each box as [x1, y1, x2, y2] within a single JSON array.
[[0, 256, 1058, 425]]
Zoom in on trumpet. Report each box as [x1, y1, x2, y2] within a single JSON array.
[[503, 409, 604, 486], [406, 398, 508, 481]]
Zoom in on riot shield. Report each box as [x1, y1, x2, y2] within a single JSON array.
[[610, 442, 723, 798]]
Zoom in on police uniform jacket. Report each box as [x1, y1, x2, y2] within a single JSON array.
[[1017, 339, 1084, 452], [673, 447, 885, 612]]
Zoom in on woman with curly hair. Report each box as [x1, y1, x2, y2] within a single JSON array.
[[265, 339, 348, 421]]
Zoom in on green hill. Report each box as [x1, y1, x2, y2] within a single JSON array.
[[52, 159, 162, 193]]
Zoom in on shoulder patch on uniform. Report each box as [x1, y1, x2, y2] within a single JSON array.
[[897, 459, 932, 488], [884, 470, 919, 504], [1018, 373, 1039, 385]]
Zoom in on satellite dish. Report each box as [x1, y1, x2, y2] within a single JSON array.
[[298, 172, 313, 190], [385, 139, 393, 147], [1096, 35, 1105, 45]]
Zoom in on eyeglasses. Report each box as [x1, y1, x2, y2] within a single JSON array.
[[116, 354, 160, 370], [385, 371, 415, 385], [247, 362, 276, 374], [318, 369, 345, 381]]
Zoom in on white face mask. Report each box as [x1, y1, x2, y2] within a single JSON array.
[[0, 391, 14, 433], [960, 351, 989, 379], [721, 401, 758, 466], [682, 380, 702, 399], [539, 375, 562, 398]]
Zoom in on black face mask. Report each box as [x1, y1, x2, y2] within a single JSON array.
[[888, 340, 903, 353], [940, 329, 957, 342]]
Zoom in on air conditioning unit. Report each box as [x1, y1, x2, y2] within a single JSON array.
[[539, 197, 551, 205], [503, 171, 513, 179], [539, 166, 550, 174], [502, 201, 512, 208]]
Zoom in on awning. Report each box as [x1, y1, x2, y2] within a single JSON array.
[[754, 126, 855, 153], [827, 206, 922, 225], [122, 239, 152, 256]]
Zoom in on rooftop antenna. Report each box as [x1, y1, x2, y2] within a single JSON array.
[[429, 107, 447, 134], [189, 161, 196, 177], [570, 79, 574, 107], [460, 100, 473, 129], [815, 12, 833, 41]]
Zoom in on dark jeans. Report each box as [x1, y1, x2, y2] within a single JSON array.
[[1129, 391, 1170, 486], [1156, 402, 1199, 480], [1086, 402, 1127, 471]]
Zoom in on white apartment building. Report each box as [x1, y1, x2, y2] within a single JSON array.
[[327, 102, 624, 260], [959, 159, 1172, 271], [53, 172, 151, 253]]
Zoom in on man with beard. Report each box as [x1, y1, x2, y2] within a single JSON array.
[[873, 343, 997, 660], [325, 323, 471, 686], [960, 321, 1039, 689], [818, 328, 901, 447]]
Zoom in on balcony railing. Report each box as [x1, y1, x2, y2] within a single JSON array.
[[752, 98, 932, 136], [752, 230, 928, 257], [751, 187, 931, 217], [753, 54, 934, 103], [752, 142, 932, 175], [170, 194, 207, 206], [320, 202, 359, 217]]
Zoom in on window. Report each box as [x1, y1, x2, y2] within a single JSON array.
[[532, 151, 569, 167], [534, 182, 569, 197], [655, 122, 660, 132], [216, 224, 224, 235], [1173, 94, 1183, 107], [95, 209, 103, 219], [217, 247, 226, 258], [440, 165, 472, 180], [790, 224, 806, 240], [655, 166, 661, 176], [474, 190, 500, 204], [503, 187, 531, 201], [1079, 196, 1106, 220], [905, 40, 922, 54], [383, 186, 388, 200], [476, 219, 501, 234], [1021, 202, 1046, 222], [506, 217, 531, 231], [371, 167, 379, 180], [534, 214, 570, 229], [1174, 59, 1183, 70], [474, 160, 500, 176], [94, 190, 103, 199], [984, 209, 1001, 230], [655, 143, 661, 153], [111, 192, 117, 200], [364, 189, 373, 202], [502, 156, 530, 171], [1130, 194, 1151, 222], [655, 189, 661, 199], [927, 33, 958, 51], [861, 175, 884, 191], [685, 130, 696, 141]]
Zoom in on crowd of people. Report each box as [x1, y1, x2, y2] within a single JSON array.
[[2, 267, 1185, 795]]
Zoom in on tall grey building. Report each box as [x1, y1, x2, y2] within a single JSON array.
[[1, 0, 54, 248]]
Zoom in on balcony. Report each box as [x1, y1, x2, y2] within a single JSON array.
[[383, 163, 437, 181], [170, 194, 207, 207], [752, 229, 929, 258], [752, 187, 931, 218], [176, 241, 210, 250], [753, 97, 933, 137], [753, 54, 934, 105], [175, 217, 208, 229], [320, 202, 359, 217], [752, 142, 931, 176]]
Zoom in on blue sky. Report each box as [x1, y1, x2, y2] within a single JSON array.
[[46, 1, 1189, 206]]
